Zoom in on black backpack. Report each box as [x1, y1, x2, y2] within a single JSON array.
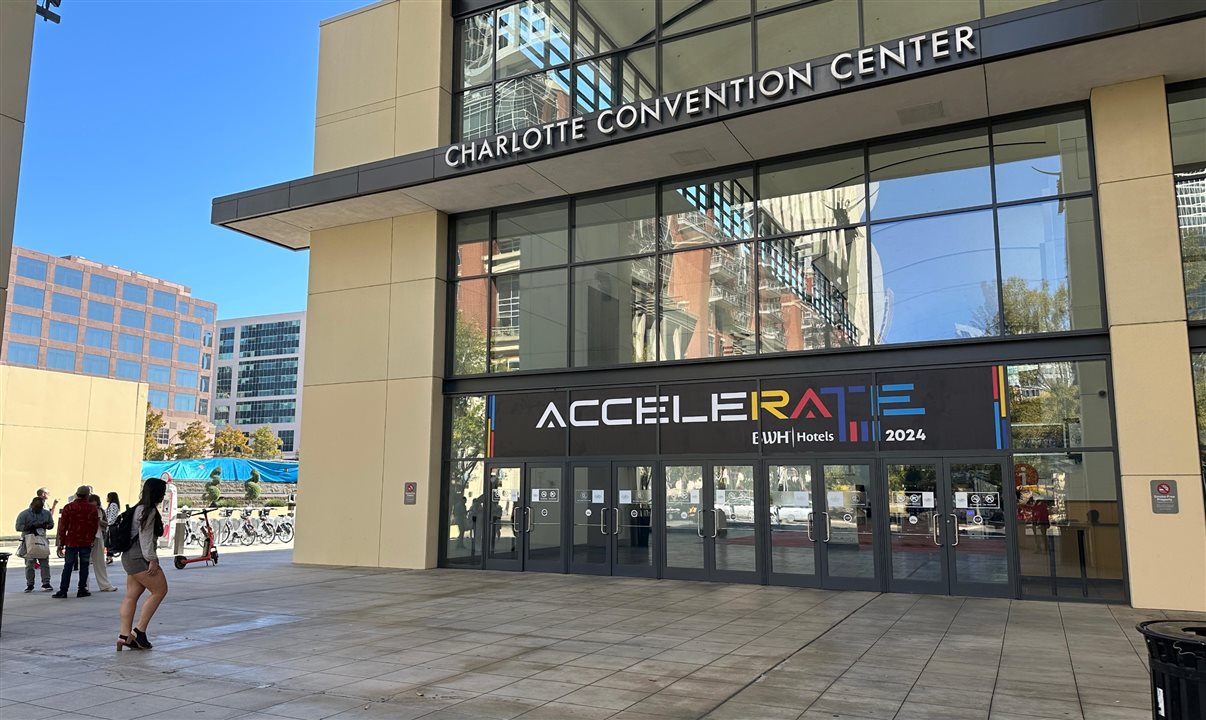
[[107, 505, 137, 553]]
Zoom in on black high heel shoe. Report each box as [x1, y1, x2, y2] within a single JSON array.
[[116, 634, 141, 651], [131, 628, 153, 649]]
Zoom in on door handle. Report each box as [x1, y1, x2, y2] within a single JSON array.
[[525, 506, 533, 533], [710, 509, 718, 539], [696, 507, 704, 537], [949, 513, 960, 546], [932, 514, 942, 546], [822, 512, 831, 542], [599, 504, 607, 533], [805, 512, 814, 542], [611, 507, 620, 535]]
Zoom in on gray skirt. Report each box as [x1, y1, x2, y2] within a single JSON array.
[[121, 542, 150, 576]]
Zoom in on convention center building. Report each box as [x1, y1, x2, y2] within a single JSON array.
[[212, 0, 1206, 610]]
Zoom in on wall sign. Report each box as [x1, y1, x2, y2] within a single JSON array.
[[404, 482, 417, 505], [1150, 480, 1179, 514], [487, 365, 1006, 457]]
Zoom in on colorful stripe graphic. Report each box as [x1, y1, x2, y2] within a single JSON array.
[[486, 394, 496, 458], [991, 366, 1008, 449]]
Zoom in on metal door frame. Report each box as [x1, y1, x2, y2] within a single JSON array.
[[882, 457, 949, 595], [945, 456, 1016, 598], [483, 461, 526, 572], [568, 461, 612, 576], [524, 462, 567, 574], [763, 459, 822, 588], [817, 458, 883, 592], [612, 461, 658, 579], [709, 459, 762, 584]]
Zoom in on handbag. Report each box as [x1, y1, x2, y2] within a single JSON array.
[[22, 529, 50, 560]]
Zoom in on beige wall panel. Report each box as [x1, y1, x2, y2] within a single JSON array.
[[86, 377, 146, 435], [310, 218, 394, 294], [4, 369, 91, 431], [316, 1, 399, 119], [379, 377, 442, 569], [396, 0, 452, 98], [394, 88, 451, 157], [304, 284, 392, 386], [1121, 474, 1206, 611], [1090, 76, 1172, 184], [293, 381, 387, 566], [1, 426, 88, 523], [0, 0, 34, 124], [1110, 322, 1199, 476], [314, 107, 397, 174], [388, 279, 446, 381], [1, 113, 24, 281], [391, 212, 447, 283], [82, 432, 143, 503], [1097, 176, 1186, 326]]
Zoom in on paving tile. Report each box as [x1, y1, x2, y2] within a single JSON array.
[[592, 672, 679, 693], [559, 685, 652, 710], [444, 695, 545, 719], [433, 672, 520, 693], [895, 701, 988, 720], [517, 702, 617, 719], [704, 701, 803, 719], [490, 678, 581, 701], [257, 693, 370, 720], [529, 664, 616, 684], [624, 692, 722, 718], [79, 693, 192, 720]]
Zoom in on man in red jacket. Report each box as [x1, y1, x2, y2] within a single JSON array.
[[54, 486, 99, 598]]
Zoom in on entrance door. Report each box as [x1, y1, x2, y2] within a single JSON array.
[[483, 463, 564, 572], [885, 458, 1012, 596], [766, 463, 819, 586], [570, 462, 656, 577], [663, 461, 759, 582], [817, 461, 880, 591]]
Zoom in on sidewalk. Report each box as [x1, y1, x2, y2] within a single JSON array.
[[0, 549, 1193, 720]]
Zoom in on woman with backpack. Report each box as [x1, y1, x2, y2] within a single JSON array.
[[117, 478, 169, 651]]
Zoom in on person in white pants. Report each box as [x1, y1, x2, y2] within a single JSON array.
[[89, 494, 117, 592]]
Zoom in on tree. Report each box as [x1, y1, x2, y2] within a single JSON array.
[[245, 468, 263, 503], [173, 421, 210, 459], [143, 406, 169, 460], [249, 426, 283, 459], [212, 425, 252, 457], [452, 309, 487, 375], [972, 277, 1069, 336]]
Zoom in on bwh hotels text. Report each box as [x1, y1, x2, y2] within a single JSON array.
[[445, 27, 975, 169]]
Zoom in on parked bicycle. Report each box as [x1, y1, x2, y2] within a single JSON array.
[[275, 512, 295, 543], [255, 509, 276, 544]]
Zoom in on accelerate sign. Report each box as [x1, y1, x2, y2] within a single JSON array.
[[444, 26, 977, 169]]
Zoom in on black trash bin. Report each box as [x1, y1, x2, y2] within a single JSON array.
[[1137, 620, 1206, 719], [0, 552, 9, 635]]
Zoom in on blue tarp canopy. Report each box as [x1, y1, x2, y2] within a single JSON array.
[[141, 458, 298, 483]]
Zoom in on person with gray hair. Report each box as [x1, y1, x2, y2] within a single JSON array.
[[15, 496, 54, 591], [53, 486, 99, 598]]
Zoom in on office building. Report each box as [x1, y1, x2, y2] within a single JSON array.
[[213, 0, 1206, 611], [211, 311, 306, 459]]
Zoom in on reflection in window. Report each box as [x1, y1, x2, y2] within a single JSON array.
[[50, 321, 78, 343], [758, 150, 866, 235], [870, 129, 992, 219], [456, 87, 494, 141], [89, 274, 117, 297], [455, 213, 490, 278], [10, 313, 42, 337], [493, 201, 568, 271], [573, 47, 655, 115], [1013, 452, 1124, 600], [1169, 87, 1206, 320], [450, 395, 487, 459], [14, 285, 45, 309], [55, 266, 84, 289], [574, 186, 657, 261], [573, 257, 656, 366], [457, 11, 493, 89], [661, 0, 747, 36], [454, 278, 489, 375], [756, 0, 858, 71], [122, 283, 147, 303], [47, 348, 75, 372], [1007, 361, 1113, 450], [495, 0, 571, 80], [660, 244, 755, 360], [862, 0, 979, 45], [871, 210, 997, 343], [491, 269, 568, 372], [993, 111, 1091, 202], [83, 354, 109, 376], [575, 0, 653, 56], [660, 22, 750, 93], [1194, 353, 1206, 474], [16, 256, 47, 281], [759, 231, 870, 352], [998, 198, 1102, 334], [495, 69, 572, 136], [7, 342, 39, 366], [87, 300, 114, 323], [663, 172, 755, 249], [445, 461, 484, 567]]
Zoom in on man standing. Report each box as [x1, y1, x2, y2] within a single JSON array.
[[15, 497, 54, 592], [54, 486, 99, 598]]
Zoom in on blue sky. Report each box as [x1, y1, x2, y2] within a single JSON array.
[[15, 0, 367, 318]]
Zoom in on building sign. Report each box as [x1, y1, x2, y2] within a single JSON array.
[[444, 26, 977, 169], [486, 365, 1007, 457], [1150, 480, 1179, 514]]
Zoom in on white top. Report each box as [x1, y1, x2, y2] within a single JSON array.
[[131, 506, 159, 561]]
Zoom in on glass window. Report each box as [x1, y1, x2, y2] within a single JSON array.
[[179, 320, 202, 340], [202, 353, 212, 370], [198, 398, 209, 416], [661, 0, 747, 36], [998, 198, 1102, 334], [13, 285, 45, 309], [149, 340, 173, 360], [203, 331, 213, 348], [147, 364, 171, 385], [54, 265, 83, 289], [573, 257, 656, 366], [8, 342, 39, 366], [117, 333, 142, 354], [238, 320, 301, 358], [455, 213, 490, 278], [199, 375, 210, 393], [457, 11, 494, 89], [1007, 361, 1113, 449], [660, 22, 751, 94], [217, 366, 232, 399], [1012, 452, 1124, 600], [178, 300, 189, 314], [278, 429, 294, 452], [50, 292, 79, 315], [759, 231, 871, 352], [15, 256, 47, 281], [1170, 87, 1206, 320], [862, 0, 980, 45], [46, 348, 75, 371], [119, 307, 145, 329], [758, 150, 867, 235], [148, 389, 169, 409], [871, 209, 997, 343], [1195, 353, 1206, 460], [757, 0, 859, 71], [235, 358, 298, 398], [453, 278, 489, 375], [572, 46, 655, 115], [490, 269, 568, 372], [10, 313, 42, 337], [495, 0, 570, 80], [87, 300, 114, 323], [993, 111, 1091, 202], [235, 400, 296, 425], [663, 171, 755, 249], [659, 243, 756, 360], [177, 345, 201, 365], [214, 405, 229, 426], [152, 289, 175, 311], [455, 87, 494, 142], [493, 201, 568, 271], [218, 327, 236, 360], [49, 320, 78, 343], [122, 283, 147, 303], [192, 305, 215, 324], [575, 0, 653, 55], [444, 461, 484, 567], [115, 359, 141, 381], [150, 314, 174, 334], [83, 354, 109, 375], [450, 394, 487, 459], [574, 186, 657, 261], [870, 129, 992, 219], [176, 369, 199, 389], [84, 327, 112, 349], [494, 69, 573, 136], [89, 274, 117, 297]]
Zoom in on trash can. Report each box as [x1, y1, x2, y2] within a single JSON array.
[[1137, 620, 1206, 719], [0, 552, 10, 635]]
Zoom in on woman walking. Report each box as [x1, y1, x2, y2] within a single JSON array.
[[89, 494, 116, 592], [117, 479, 168, 651], [104, 492, 120, 563]]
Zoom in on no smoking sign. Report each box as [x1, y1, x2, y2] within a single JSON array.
[[1150, 480, 1178, 514]]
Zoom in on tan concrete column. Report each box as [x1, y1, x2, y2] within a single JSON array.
[[1092, 76, 1206, 611], [294, 0, 450, 568]]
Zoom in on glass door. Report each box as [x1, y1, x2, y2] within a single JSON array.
[[614, 464, 656, 577], [663, 464, 706, 579], [766, 463, 819, 586], [526, 464, 564, 573], [947, 459, 1012, 597], [885, 460, 945, 594], [818, 462, 879, 591], [484, 464, 523, 571], [571, 464, 610, 575], [483, 463, 564, 573], [711, 463, 758, 582]]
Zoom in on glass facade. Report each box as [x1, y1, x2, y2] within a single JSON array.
[[46, 348, 75, 372], [451, 109, 1101, 375], [235, 400, 296, 425], [235, 358, 299, 398], [87, 300, 114, 323], [15, 256, 47, 281], [218, 327, 236, 359], [122, 283, 147, 303], [13, 285, 44, 309], [10, 313, 41, 337], [119, 308, 145, 329], [216, 366, 232, 399], [55, 266, 83, 289], [51, 292, 79, 315], [89, 275, 117, 297], [116, 359, 141, 381], [84, 327, 112, 350], [83, 354, 110, 375], [49, 321, 78, 343], [7, 342, 39, 366], [238, 320, 301, 358], [1170, 86, 1206, 319]]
